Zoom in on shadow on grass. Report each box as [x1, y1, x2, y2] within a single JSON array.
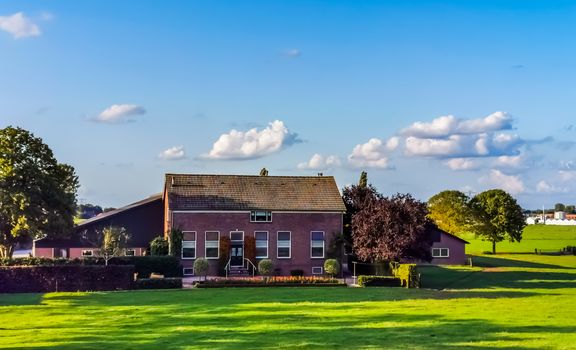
[[0, 293, 44, 306], [9, 309, 576, 350], [471, 255, 575, 269]]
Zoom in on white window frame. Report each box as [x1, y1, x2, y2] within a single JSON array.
[[432, 247, 450, 258], [182, 231, 197, 260], [205, 231, 220, 259], [124, 249, 136, 256], [312, 267, 323, 275], [81, 250, 93, 257], [250, 210, 273, 222], [310, 231, 325, 258], [255, 231, 269, 259], [183, 267, 195, 276], [277, 231, 291, 259]]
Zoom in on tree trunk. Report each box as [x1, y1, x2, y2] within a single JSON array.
[[492, 240, 496, 254], [0, 244, 15, 259]]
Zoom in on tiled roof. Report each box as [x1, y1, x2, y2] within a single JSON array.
[[165, 174, 346, 212]]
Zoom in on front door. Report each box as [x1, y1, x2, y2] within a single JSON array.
[[231, 242, 244, 267]]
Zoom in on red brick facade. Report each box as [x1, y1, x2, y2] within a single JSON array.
[[171, 211, 343, 276]]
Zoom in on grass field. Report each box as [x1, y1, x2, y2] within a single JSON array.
[[463, 224, 576, 254], [1, 253, 576, 349]]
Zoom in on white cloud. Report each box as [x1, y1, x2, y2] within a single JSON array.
[[457, 111, 513, 135], [297, 154, 341, 170], [284, 49, 301, 58], [158, 146, 186, 161], [479, 170, 525, 194], [203, 120, 301, 160], [559, 170, 576, 182], [404, 133, 522, 158], [95, 104, 146, 123], [536, 180, 568, 194], [445, 158, 479, 171], [401, 111, 513, 138], [494, 154, 523, 168], [0, 12, 41, 39], [347, 137, 397, 169]]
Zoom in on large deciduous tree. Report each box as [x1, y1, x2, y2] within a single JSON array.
[[469, 189, 526, 254], [0, 126, 79, 258], [351, 193, 432, 263], [427, 190, 471, 236]]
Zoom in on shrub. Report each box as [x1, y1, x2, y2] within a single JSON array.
[[0, 265, 134, 293], [290, 269, 304, 276], [193, 258, 209, 280], [168, 228, 183, 257], [258, 259, 274, 276], [324, 259, 340, 277], [357, 275, 401, 287], [133, 278, 182, 290], [109, 256, 182, 278], [0, 256, 182, 279], [389, 262, 420, 288], [150, 236, 169, 256]]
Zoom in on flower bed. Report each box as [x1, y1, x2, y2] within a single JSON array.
[[194, 276, 346, 288]]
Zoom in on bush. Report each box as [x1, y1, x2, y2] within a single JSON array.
[[108, 256, 182, 278], [150, 236, 169, 256], [193, 258, 209, 279], [133, 278, 182, 290], [290, 269, 304, 276], [0, 265, 134, 293], [389, 262, 420, 288], [0, 256, 182, 279], [357, 275, 401, 287], [258, 259, 273, 276], [324, 259, 340, 277]]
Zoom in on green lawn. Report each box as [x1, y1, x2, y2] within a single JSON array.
[[463, 225, 576, 254], [2, 254, 576, 349]]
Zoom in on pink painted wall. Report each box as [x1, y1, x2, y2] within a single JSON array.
[[34, 248, 54, 258], [430, 233, 467, 265], [172, 211, 343, 276]]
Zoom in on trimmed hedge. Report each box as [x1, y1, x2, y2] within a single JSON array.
[[133, 278, 182, 290], [0, 256, 182, 279], [0, 265, 134, 293], [357, 275, 401, 287]]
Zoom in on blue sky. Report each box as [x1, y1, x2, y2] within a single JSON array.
[[1, 0, 575, 209]]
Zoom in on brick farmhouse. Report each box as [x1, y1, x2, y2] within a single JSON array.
[[34, 173, 468, 275]]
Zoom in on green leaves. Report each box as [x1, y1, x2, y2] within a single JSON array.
[[0, 126, 79, 257]]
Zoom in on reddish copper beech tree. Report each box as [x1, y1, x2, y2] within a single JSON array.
[[350, 192, 432, 263]]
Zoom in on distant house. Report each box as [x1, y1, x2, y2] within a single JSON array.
[[34, 194, 163, 259], [427, 226, 469, 265], [163, 174, 346, 276]]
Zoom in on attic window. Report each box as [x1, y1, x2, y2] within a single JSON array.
[[250, 211, 272, 222]]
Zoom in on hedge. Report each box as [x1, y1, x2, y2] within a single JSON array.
[[0, 265, 134, 293], [0, 256, 182, 279], [357, 275, 401, 287], [133, 278, 183, 290], [194, 276, 344, 288]]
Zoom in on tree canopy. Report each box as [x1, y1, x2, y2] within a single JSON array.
[[0, 126, 79, 257], [344, 181, 432, 263], [469, 189, 526, 254], [427, 190, 471, 236]]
